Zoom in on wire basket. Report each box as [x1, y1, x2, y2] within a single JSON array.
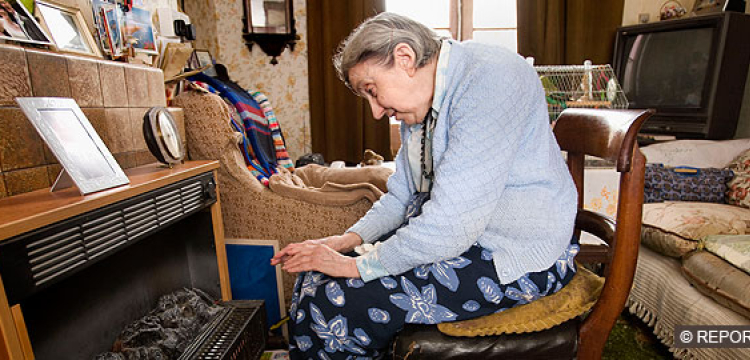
[[534, 62, 629, 123]]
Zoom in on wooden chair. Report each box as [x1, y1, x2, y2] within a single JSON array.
[[392, 108, 654, 360]]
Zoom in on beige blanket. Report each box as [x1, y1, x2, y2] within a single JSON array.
[[269, 164, 393, 206]]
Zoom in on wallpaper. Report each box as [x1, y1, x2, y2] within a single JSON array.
[[185, 0, 312, 162]]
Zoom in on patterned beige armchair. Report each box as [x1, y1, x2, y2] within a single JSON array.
[[173, 90, 373, 305]]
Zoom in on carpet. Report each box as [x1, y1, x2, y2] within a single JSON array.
[[604, 311, 673, 359]]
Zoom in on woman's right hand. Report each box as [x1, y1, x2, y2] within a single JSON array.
[[270, 232, 363, 266]]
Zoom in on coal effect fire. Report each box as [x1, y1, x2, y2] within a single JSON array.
[[95, 288, 223, 360]]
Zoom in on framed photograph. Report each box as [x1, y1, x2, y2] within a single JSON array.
[[0, 0, 52, 45], [15, 97, 129, 195], [225, 239, 287, 338], [100, 4, 122, 57], [90, 0, 113, 54], [35, 1, 102, 57], [121, 6, 157, 54], [192, 49, 217, 76]]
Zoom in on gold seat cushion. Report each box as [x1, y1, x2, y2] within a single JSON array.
[[438, 265, 604, 336]]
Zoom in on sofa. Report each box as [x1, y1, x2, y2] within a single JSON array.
[[583, 138, 750, 360]]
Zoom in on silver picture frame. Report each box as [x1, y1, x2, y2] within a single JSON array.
[[15, 97, 129, 195]]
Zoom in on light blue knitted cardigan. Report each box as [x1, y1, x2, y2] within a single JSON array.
[[349, 40, 577, 285]]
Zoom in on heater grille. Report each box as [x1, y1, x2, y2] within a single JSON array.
[[0, 173, 217, 305], [180, 300, 267, 360]]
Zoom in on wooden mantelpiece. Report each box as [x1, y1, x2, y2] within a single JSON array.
[[0, 160, 231, 360], [0, 161, 219, 242]]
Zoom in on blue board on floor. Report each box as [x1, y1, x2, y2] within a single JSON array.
[[225, 239, 285, 331]]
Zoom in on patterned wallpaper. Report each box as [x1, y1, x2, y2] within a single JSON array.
[[184, 0, 312, 162]]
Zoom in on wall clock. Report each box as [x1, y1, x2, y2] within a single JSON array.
[[143, 107, 185, 165]]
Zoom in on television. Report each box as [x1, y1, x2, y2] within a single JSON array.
[[613, 12, 750, 139]]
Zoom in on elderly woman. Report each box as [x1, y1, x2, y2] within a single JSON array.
[[271, 12, 579, 360]]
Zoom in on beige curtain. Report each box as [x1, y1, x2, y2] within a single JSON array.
[[307, 0, 390, 164], [517, 0, 625, 65]]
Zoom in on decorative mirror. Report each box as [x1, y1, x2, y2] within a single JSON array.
[[242, 0, 297, 65]]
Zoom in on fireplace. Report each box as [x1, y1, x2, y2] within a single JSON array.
[[0, 161, 264, 359]]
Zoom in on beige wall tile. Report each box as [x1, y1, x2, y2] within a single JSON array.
[[0, 108, 45, 171], [26, 50, 71, 98], [124, 65, 149, 107], [145, 68, 167, 107], [46, 164, 63, 185], [104, 108, 134, 153], [0, 45, 32, 106], [167, 107, 186, 142], [4, 167, 50, 196], [130, 108, 149, 151], [0, 172, 6, 198], [114, 151, 137, 169], [68, 56, 103, 107], [134, 149, 158, 166], [99, 61, 128, 107]]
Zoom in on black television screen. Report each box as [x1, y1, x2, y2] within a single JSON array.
[[620, 27, 713, 110], [613, 12, 750, 139]]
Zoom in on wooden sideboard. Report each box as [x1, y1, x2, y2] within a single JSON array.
[[0, 160, 231, 359]]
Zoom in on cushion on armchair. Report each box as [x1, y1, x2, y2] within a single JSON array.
[[643, 164, 733, 204], [641, 202, 750, 258], [704, 234, 750, 274], [682, 251, 750, 319], [437, 266, 603, 336]]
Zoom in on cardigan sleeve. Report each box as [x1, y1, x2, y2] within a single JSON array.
[[346, 140, 412, 243], [371, 55, 546, 277]]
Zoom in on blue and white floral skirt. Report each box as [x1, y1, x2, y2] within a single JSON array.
[[287, 240, 580, 360]]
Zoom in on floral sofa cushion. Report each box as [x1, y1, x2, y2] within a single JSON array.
[[727, 148, 750, 209], [682, 251, 750, 319], [704, 234, 750, 274], [641, 202, 750, 258]]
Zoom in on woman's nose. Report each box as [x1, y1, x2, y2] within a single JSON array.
[[367, 98, 386, 119]]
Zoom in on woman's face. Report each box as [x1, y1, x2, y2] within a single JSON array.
[[348, 44, 435, 125]]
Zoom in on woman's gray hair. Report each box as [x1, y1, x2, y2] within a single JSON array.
[[333, 12, 443, 90]]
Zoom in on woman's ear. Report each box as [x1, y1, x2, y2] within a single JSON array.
[[393, 43, 417, 76]]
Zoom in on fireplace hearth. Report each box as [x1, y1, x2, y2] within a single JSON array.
[[0, 162, 243, 359]]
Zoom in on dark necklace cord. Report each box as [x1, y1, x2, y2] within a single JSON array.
[[420, 111, 435, 191]]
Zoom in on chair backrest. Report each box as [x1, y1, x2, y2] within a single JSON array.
[[553, 108, 654, 360]]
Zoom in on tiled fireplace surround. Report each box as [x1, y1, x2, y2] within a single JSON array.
[[0, 44, 185, 198]]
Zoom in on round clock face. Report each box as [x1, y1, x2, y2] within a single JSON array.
[[143, 107, 184, 165], [158, 112, 181, 159]]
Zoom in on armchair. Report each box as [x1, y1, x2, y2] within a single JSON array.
[[173, 90, 373, 305]]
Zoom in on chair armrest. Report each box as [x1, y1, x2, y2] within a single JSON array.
[[576, 210, 615, 265]]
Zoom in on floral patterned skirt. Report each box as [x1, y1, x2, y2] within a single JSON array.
[[287, 241, 579, 360]]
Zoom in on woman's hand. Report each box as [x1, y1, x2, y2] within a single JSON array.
[[270, 232, 364, 278], [273, 242, 361, 278], [271, 233, 363, 264]]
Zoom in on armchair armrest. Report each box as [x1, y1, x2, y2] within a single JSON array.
[[576, 209, 615, 265]]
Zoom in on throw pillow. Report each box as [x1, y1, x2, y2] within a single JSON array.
[[437, 266, 603, 336], [726, 148, 750, 208], [640, 202, 750, 258], [641, 225, 698, 258], [640, 138, 750, 168], [703, 234, 750, 274], [643, 164, 733, 203], [682, 251, 750, 319]]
